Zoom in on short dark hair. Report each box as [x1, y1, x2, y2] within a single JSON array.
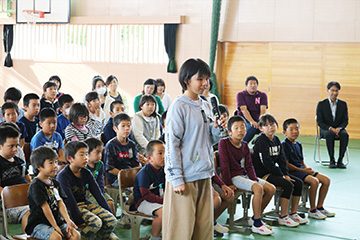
[[258, 114, 278, 127], [245, 76, 259, 86], [142, 79, 157, 94], [282, 118, 299, 132], [23, 93, 40, 107], [179, 58, 211, 91], [106, 75, 118, 86], [58, 94, 74, 108], [69, 103, 89, 124], [42, 81, 57, 92], [92, 75, 105, 90], [161, 111, 167, 126], [49, 75, 62, 89], [39, 108, 57, 122], [30, 146, 57, 176], [146, 140, 164, 157], [0, 124, 20, 145], [2, 102, 19, 115], [65, 141, 88, 160], [208, 79, 213, 91], [84, 137, 103, 153], [113, 113, 131, 128], [227, 115, 246, 131], [156, 78, 166, 89], [110, 100, 124, 113], [139, 95, 157, 116], [327, 81, 341, 90], [219, 104, 229, 116], [4, 87, 22, 102], [85, 91, 99, 103]]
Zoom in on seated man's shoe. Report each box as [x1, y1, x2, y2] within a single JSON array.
[[337, 162, 346, 169], [329, 161, 337, 168]]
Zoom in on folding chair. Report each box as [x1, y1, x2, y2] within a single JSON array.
[[1, 183, 34, 240], [313, 120, 349, 166], [118, 167, 154, 240]]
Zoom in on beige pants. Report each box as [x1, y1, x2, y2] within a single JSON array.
[[162, 178, 214, 240]]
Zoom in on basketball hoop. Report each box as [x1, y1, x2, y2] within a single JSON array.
[[22, 10, 45, 24]]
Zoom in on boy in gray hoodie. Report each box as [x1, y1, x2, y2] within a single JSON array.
[[162, 58, 226, 240]]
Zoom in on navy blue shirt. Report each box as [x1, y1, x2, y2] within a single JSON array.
[[56, 165, 110, 225], [56, 114, 71, 140], [104, 138, 139, 185], [282, 138, 305, 169], [133, 163, 165, 208], [86, 161, 105, 194], [102, 118, 116, 145], [19, 116, 39, 143]]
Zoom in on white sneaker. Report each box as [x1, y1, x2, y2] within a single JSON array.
[[251, 224, 273, 235], [290, 213, 308, 225], [308, 210, 327, 220], [319, 209, 335, 217], [278, 215, 300, 227], [249, 218, 272, 230], [214, 222, 229, 234]]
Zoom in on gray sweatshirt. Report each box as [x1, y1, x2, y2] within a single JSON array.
[[165, 95, 220, 188]]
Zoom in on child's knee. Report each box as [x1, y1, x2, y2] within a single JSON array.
[[321, 176, 331, 186], [265, 183, 276, 195], [155, 208, 163, 220], [309, 177, 320, 188], [70, 229, 81, 240], [252, 183, 263, 195], [49, 231, 62, 240]]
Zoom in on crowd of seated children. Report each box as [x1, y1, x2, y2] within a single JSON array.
[[282, 118, 335, 220], [132, 95, 161, 155], [1, 102, 27, 147], [219, 115, 276, 235], [252, 114, 308, 227], [57, 141, 118, 240], [19, 93, 40, 143], [56, 94, 74, 140], [26, 146, 80, 240], [104, 113, 141, 188], [133, 79, 164, 115], [30, 108, 65, 163], [40, 81, 59, 113], [0, 87, 24, 123], [0, 124, 31, 232], [84, 137, 115, 214], [133, 140, 165, 240], [102, 100, 126, 144]]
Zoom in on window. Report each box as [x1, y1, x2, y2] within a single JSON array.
[[12, 24, 168, 64]]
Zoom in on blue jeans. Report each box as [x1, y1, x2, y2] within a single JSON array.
[[243, 121, 260, 143], [31, 223, 67, 240]]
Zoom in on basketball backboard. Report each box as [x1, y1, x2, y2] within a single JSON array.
[[17, 0, 70, 23]]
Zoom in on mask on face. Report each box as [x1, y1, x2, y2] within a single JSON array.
[[64, 107, 71, 115], [96, 86, 107, 95]]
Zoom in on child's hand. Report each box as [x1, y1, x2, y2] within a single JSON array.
[[304, 168, 315, 175], [54, 225, 64, 237], [221, 185, 234, 198], [283, 175, 294, 182], [174, 184, 186, 195], [65, 219, 78, 237], [229, 185, 238, 192], [214, 114, 227, 129], [137, 153, 148, 165]]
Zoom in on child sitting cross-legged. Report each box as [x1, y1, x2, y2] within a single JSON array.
[[133, 140, 165, 240], [25, 146, 80, 240]]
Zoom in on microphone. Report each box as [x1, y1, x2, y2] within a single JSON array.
[[210, 96, 228, 137]]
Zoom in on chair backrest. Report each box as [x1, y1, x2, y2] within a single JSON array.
[[117, 167, 141, 209]]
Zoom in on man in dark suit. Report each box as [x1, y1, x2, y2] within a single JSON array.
[[316, 81, 349, 169]]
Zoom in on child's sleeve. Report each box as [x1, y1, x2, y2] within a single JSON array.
[[56, 171, 85, 225], [104, 143, 116, 172], [132, 114, 149, 151], [156, 96, 165, 115], [165, 105, 186, 188], [278, 145, 289, 175], [218, 139, 232, 186], [64, 125, 76, 142], [97, 163, 106, 193], [87, 170, 111, 212], [244, 145, 258, 181], [133, 95, 140, 114], [130, 142, 140, 167]]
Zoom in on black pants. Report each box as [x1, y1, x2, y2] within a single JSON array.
[[267, 174, 303, 199], [320, 129, 349, 163]]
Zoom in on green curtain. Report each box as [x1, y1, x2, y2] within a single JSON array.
[[164, 24, 178, 73], [209, 0, 222, 100]]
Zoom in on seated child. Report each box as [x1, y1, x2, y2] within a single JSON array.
[[25, 146, 80, 240], [49, 75, 64, 99], [282, 118, 335, 219], [19, 93, 40, 143], [252, 114, 307, 227], [84, 138, 115, 214], [57, 141, 118, 240], [219, 115, 275, 235], [56, 94, 74, 140], [212, 104, 230, 150], [133, 140, 165, 240], [2, 102, 27, 147], [0, 87, 24, 123], [102, 100, 125, 144], [132, 95, 161, 154], [30, 108, 65, 163], [105, 113, 140, 187], [85, 91, 106, 135], [0, 124, 31, 231], [40, 81, 60, 114], [64, 103, 99, 142]]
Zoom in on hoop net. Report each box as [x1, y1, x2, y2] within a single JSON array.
[[22, 10, 44, 24]]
